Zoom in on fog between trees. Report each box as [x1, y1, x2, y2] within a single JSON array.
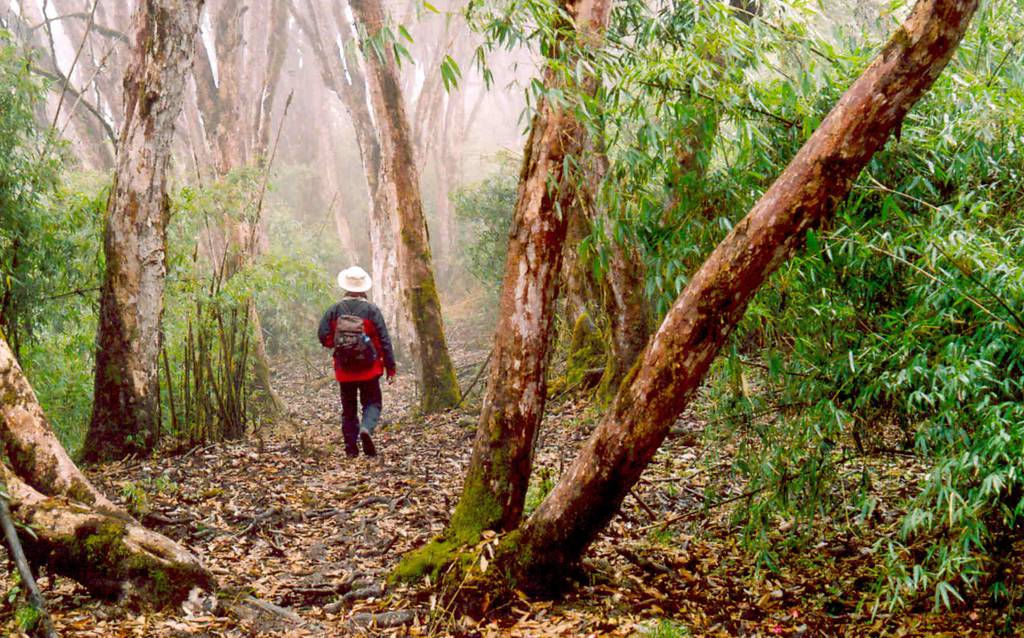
[[2, 0, 1023, 634]]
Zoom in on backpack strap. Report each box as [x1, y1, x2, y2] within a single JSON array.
[[337, 297, 366, 319]]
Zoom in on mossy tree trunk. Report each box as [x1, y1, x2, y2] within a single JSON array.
[[599, 213, 650, 396], [1, 336, 213, 605], [562, 171, 600, 327], [493, 0, 980, 592], [83, 0, 204, 462], [348, 0, 461, 413], [569, 137, 651, 398], [400, 0, 614, 563]]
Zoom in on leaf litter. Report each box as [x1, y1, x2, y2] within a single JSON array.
[[1, 321, 1018, 636]]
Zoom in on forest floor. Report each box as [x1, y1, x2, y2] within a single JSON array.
[[1, 305, 1018, 637]]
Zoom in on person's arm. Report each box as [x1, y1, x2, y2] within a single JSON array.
[[317, 305, 337, 348], [369, 305, 396, 373]]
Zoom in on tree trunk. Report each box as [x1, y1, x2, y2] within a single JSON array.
[[600, 229, 650, 395], [348, 0, 461, 413], [499, 0, 980, 591], [333, 195, 361, 264], [84, 0, 204, 462], [192, 0, 286, 421], [582, 145, 651, 397], [401, 0, 614, 561], [312, 87, 361, 264], [562, 195, 598, 326], [211, 0, 248, 174], [1, 337, 213, 605], [254, 0, 288, 157], [290, 0, 412, 362]]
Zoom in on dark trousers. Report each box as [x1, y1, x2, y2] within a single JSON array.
[[339, 377, 383, 454]]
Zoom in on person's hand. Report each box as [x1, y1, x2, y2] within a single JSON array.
[[386, 368, 396, 384]]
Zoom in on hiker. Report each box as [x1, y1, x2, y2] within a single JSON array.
[[318, 266, 396, 457]]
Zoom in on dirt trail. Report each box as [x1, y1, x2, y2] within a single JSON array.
[[0, 317, 1002, 636], [72, 343, 488, 636]]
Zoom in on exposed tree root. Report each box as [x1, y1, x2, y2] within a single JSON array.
[[1, 336, 214, 607]]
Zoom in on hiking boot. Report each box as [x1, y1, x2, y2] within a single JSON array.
[[359, 428, 377, 457]]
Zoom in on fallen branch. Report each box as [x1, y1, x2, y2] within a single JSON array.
[[353, 495, 391, 509], [456, 349, 492, 406], [615, 547, 672, 576], [0, 337, 214, 605], [0, 482, 59, 638], [342, 584, 384, 603], [242, 595, 303, 623], [350, 610, 417, 628]]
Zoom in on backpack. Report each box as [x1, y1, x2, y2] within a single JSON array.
[[333, 309, 378, 370]]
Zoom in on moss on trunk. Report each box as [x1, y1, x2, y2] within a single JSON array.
[[12, 490, 214, 607], [391, 465, 505, 583], [549, 312, 606, 397]]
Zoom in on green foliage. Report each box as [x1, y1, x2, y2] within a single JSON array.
[[160, 169, 334, 443], [638, 619, 690, 637], [682, 1, 1024, 610], [14, 604, 40, 632], [0, 34, 105, 454], [453, 156, 517, 289], [524, 467, 555, 515], [0, 33, 65, 355], [120, 474, 178, 518], [471, 0, 1024, 611], [19, 180, 107, 455]]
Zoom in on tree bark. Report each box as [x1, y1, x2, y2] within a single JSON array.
[[84, 0, 204, 462], [210, 0, 248, 174], [1, 336, 213, 605], [500, 0, 980, 591], [191, 0, 286, 420], [587, 146, 651, 397], [562, 194, 598, 326], [435, 0, 613, 541], [254, 0, 288, 158], [289, 0, 411, 361], [601, 229, 650, 394], [348, 0, 461, 412]]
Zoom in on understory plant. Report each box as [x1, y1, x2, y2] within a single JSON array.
[[664, 1, 1024, 609], [477, 0, 1024, 610]]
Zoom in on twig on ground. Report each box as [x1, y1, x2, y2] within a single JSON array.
[[350, 610, 417, 628], [616, 547, 672, 575], [629, 489, 658, 520], [0, 483, 60, 638], [457, 349, 493, 406]]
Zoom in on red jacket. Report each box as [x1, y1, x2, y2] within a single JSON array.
[[318, 298, 396, 383]]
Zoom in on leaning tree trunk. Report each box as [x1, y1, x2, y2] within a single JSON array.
[[1, 337, 214, 604], [348, 0, 461, 413], [495, 0, 979, 591], [394, 0, 614, 571], [83, 0, 204, 462]]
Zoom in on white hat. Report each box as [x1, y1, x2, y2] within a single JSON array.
[[337, 266, 372, 293]]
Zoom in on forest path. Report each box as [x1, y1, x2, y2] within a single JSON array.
[[11, 312, 977, 636], [74, 317, 497, 636]]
